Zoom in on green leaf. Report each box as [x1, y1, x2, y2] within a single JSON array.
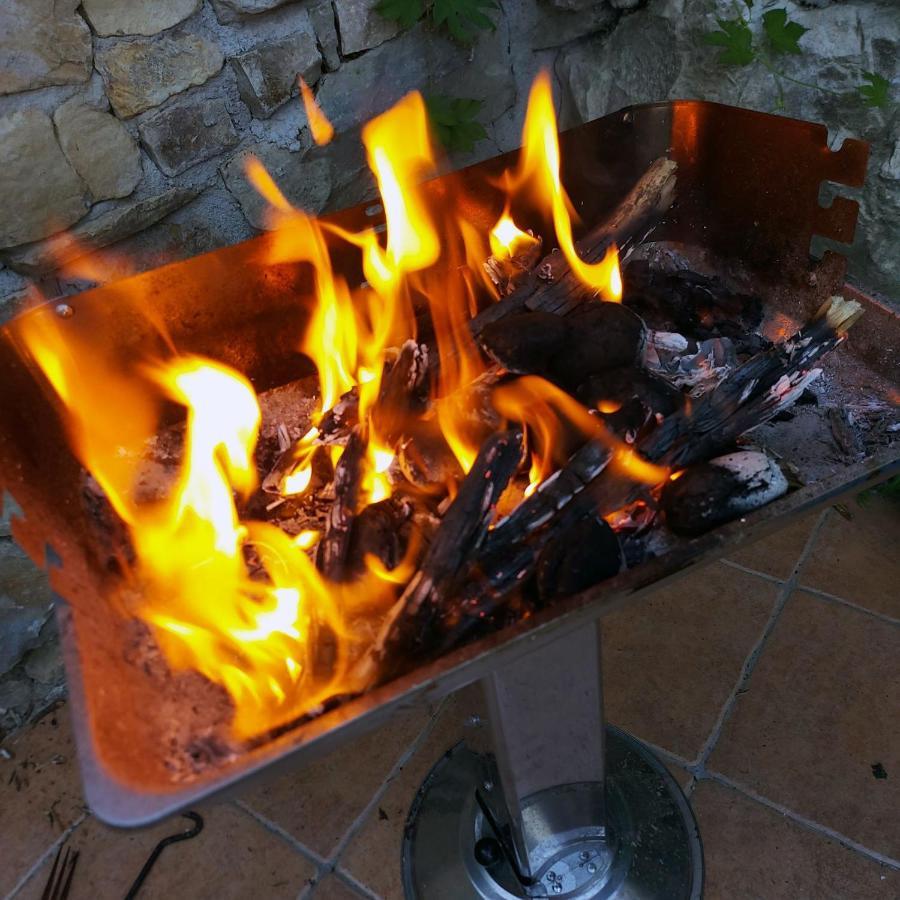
[[762, 8, 807, 55], [702, 17, 755, 66], [858, 71, 890, 108], [425, 94, 488, 152], [376, 0, 424, 29], [431, 0, 497, 44]]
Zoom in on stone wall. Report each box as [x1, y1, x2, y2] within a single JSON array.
[[0, 0, 897, 730]]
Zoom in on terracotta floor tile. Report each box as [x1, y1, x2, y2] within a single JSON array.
[[14, 803, 316, 900], [708, 592, 900, 859], [724, 509, 822, 579], [237, 702, 434, 859], [693, 780, 897, 899], [0, 704, 86, 896], [341, 685, 488, 899], [800, 500, 900, 619], [602, 564, 778, 761], [311, 872, 370, 899]]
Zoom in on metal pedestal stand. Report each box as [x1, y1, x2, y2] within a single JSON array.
[[402, 625, 703, 899]]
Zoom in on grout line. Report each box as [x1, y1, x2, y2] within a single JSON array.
[[332, 867, 383, 900], [327, 697, 451, 868], [796, 585, 900, 628], [689, 510, 829, 772], [4, 811, 89, 900], [719, 559, 786, 585], [232, 799, 329, 869], [702, 771, 900, 872]]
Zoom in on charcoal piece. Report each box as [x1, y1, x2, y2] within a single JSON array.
[[478, 311, 569, 374], [578, 367, 681, 418], [661, 451, 789, 535], [623, 260, 764, 341], [316, 428, 365, 580], [371, 340, 429, 444], [397, 419, 463, 489], [371, 430, 524, 678], [599, 397, 653, 442], [536, 514, 623, 603], [345, 498, 410, 579], [549, 303, 646, 390]]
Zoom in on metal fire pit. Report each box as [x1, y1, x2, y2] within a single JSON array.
[[1, 101, 898, 898]]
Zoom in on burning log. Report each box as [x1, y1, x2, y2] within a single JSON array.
[[344, 497, 413, 579], [318, 387, 359, 437], [368, 430, 524, 679], [471, 157, 678, 336], [661, 450, 789, 535], [316, 428, 366, 580], [371, 340, 430, 444]]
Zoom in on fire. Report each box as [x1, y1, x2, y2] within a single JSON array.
[[16, 72, 655, 742], [299, 77, 334, 146], [499, 71, 622, 302], [490, 213, 539, 261]]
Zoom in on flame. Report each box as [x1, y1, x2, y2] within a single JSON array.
[[493, 376, 669, 489], [299, 77, 334, 146], [501, 71, 622, 302], [17, 75, 657, 742], [490, 213, 539, 261]]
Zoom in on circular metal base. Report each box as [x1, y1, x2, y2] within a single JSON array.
[[402, 725, 703, 899]]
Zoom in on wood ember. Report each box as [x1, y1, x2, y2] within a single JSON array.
[[661, 450, 789, 535]]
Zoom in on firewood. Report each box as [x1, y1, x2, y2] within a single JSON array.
[[661, 450, 789, 535], [471, 157, 678, 337], [371, 340, 430, 445], [316, 428, 366, 581], [344, 497, 412, 579], [368, 429, 524, 678]]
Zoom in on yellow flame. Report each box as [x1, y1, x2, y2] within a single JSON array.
[[299, 76, 334, 146], [506, 71, 622, 302], [489, 213, 539, 260]]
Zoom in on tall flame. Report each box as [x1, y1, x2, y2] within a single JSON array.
[[500, 71, 622, 302]]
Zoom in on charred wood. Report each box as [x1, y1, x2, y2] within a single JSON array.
[[371, 429, 524, 678], [344, 497, 412, 580], [471, 158, 678, 337], [316, 428, 366, 581], [661, 450, 789, 535], [371, 340, 429, 444]]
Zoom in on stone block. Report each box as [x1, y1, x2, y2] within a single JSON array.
[[0, 541, 53, 677], [232, 31, 323, 119], [310, 0, 341, 71], [140, 99, 239, 177], [0, 110, 89, 249], [97, 34, 225, 118], [2, 187, 202, 276], [529, 2, 617, 50], [316, 22, 515, 134], [221, 143, 332, 229], [556, 14, 681, 125], [335, 0, 402, 55], [80, 0, 201, 36], [0, 0, 92, 96], [54, 98, 143, 202], [210, 0, 297, 24]]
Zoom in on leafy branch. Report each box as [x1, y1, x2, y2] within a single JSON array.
[[377, 0, 497, 44], [425, 94, 488, 152], [702, 2, 891, 112]]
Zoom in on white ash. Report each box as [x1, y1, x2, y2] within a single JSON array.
[[708, 451, 789, 512]]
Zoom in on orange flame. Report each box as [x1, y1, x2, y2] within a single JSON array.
[[17, 75, 653, 741], [299, 77, 334, 146], [501, 71, 622, 302]]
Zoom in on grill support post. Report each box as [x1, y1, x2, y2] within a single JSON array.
[[402, 624, 704, 898]]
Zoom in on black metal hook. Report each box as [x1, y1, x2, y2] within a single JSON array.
[[123, 811, 204, 900]]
